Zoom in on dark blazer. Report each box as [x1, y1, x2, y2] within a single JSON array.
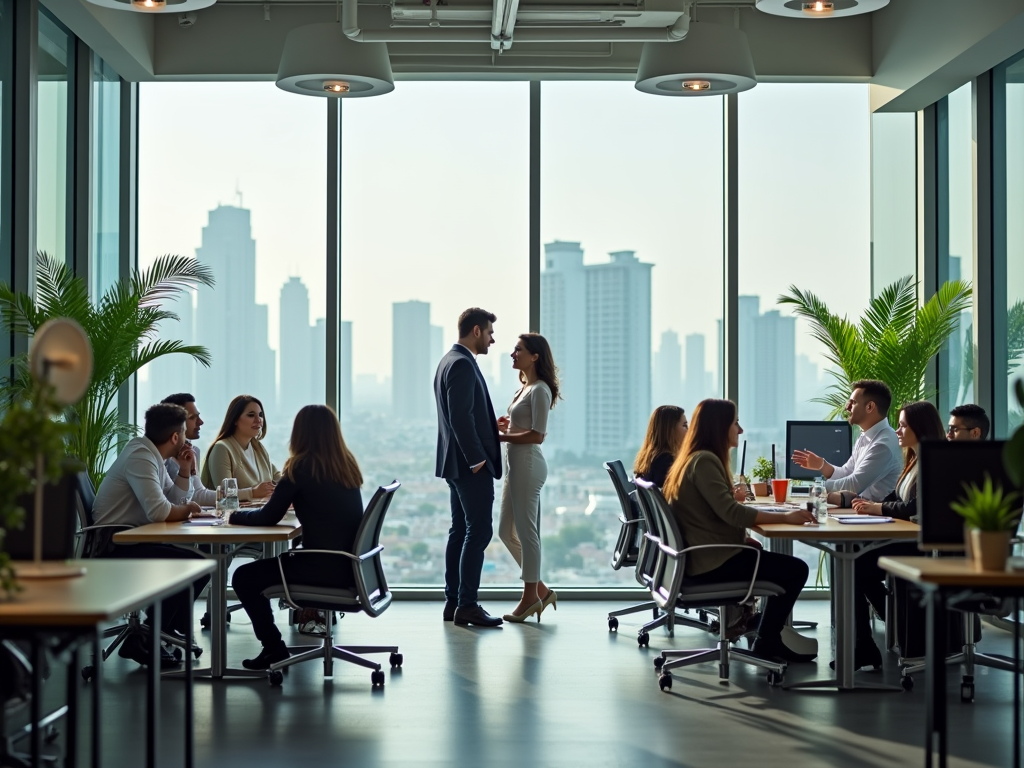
[[880, 474, 917, 520], [434, 344, 501, 480]]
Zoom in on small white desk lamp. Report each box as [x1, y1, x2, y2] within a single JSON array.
[[14, 318, 93, 579]]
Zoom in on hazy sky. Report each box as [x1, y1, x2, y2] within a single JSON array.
[[139, 80, 874, 384]]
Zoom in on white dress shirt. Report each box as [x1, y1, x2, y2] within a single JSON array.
[[93, 436, 185, 528], [824, 419, 902, 502], [164, 445, 217, 506]]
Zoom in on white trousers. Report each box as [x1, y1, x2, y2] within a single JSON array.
[[498, 445, 547, 583]]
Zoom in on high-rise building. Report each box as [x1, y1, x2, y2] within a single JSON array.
[[279, 277, 312, 423], [392, 300, 434, 420], [541, 242, 652, 457], [738, 295, 761, 425], [193, 205, 276, 421], [653, 330, 682, 408], [752, 310, 796, 429], [143, 288, 195, 408], [683, 333, 708, 411], [339, 320, 352, 419]]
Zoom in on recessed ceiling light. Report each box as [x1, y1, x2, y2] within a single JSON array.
[[755, 0, 888, 18], [323, 81, 351, 94], [636, 22, 756, 97], [682, 80, 711, 92]]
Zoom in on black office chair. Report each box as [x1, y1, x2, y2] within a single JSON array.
[[633, 479, 787, 691], [1, 640, 62, 766], [261, 481, 403, 688], [603, 461, 716, 643]]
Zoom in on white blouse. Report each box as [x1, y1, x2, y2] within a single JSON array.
[[507, 381, 552, 436]]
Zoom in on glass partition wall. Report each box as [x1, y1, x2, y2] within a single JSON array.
[[1001, 54, 1024, 434], [36, 8, 70, 264]]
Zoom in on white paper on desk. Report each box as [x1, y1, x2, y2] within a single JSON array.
[[836, 516, 894, 524], [184, 519, 225, 527]]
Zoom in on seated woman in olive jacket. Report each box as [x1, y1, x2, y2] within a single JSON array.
[[849, 400, 952, 667], [633, 405, 688, 488], [663, 398, 815, 664], [229, 404, 365, 670]]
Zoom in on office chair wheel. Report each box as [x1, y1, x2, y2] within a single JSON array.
[[653, 656, 665, 671], [608, 617, 619, 632], [81, 665, 95, 683], [371, 670, 385, 688], [658, 674, 672, 691], [637, 631, 650, 648], [766, 670, 784, 687], [268, 670, 284, 687], [901, 675, 914, 692], [389, 653, 403, 668], [960, 682, 974, 703]]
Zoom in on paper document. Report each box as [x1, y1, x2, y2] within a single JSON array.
[[836, 516, 894, 524], [184, 518, 225, 527]]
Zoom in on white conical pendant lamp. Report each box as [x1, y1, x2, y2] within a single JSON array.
[[635, 21, 756, 97], [277, 23, 394, 98], [755, 0, 888, 18], [85, 0, 215, 12]]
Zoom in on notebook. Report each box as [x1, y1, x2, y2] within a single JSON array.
[[836, 515, 894, 524]]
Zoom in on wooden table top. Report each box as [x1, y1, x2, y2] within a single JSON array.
[[114, 514, 302, 545], [750, 510, 920, 541], [0, 559, 215, 626], [879, 556, 1024, 588]]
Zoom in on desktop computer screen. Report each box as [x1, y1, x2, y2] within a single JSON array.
[[785, 421, 854, 481]]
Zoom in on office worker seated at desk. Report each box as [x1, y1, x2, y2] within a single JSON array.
[[200, 394, 280, 500], [92, 403, 210, 668], [947, 403, 990, 441], [229, 405, 364, 670], [160, 392, 217, 506], [634, 405, 688, 488], [840, 401, 948, 668], [663, 398, 816, 664], [792, 379, 902, 507]]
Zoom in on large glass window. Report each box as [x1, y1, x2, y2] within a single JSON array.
[[90, 56, 120, 299], [341, 83, 530, 586], [540, 82, 724, 585], [870, 112, 916, 297], [738, 84, 871, 583], [945, 82, 974, 407], [1003, 55, 1024, 434], [36, 9, 70, 263], [137, 83, 327, 466]]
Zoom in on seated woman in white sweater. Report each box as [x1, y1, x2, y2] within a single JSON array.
[[200, 395, 281, 500]]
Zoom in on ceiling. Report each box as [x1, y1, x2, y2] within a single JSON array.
[[42, 0, 1024, 111]]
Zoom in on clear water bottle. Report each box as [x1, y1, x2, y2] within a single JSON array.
[[222, 478, 239, 513], [810, 477, 827, 522]]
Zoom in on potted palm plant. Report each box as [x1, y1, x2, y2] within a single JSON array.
[[778, 276, 971, 428], [951, 474, 1021, 572], [750, 456, 774, 497], [0, 253, 214, 488]]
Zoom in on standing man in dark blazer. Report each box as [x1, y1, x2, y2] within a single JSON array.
[[435, 307, 503, 627]]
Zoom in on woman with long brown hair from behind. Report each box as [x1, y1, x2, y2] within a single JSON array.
[[496, 333, 560, 623], [229, 404, 365, 670], [634, 405, 688, 487], [662, 398, 815, 664]]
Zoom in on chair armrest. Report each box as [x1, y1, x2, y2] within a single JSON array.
[[644, 535, 764, 605], [273, 546, 385, 609], [618, 517, 643, 527], [78, 524, 133, 534]]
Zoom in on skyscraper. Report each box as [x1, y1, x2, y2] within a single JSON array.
[[683, 333, 707, 411], [751, 310, 796, 429], [339, 320, 352, 419], [392, 300, 434, 420], [653, 330, 682, 408], [279, 277, 312, 423], [193, 205, 276, 422], [143, 288, 195, 408]]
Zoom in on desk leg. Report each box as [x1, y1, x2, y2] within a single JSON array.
[[31, 639, 42, 768], [148, 601, 161, 768], [1014, 596, 1021, 768], [92, 630, 101, 768], [66, 641, 78, 768], [925, 589, 948, 768], [185, 584, 194, 768]]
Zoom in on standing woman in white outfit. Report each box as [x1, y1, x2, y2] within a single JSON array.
[[497, 333, 560, 623]]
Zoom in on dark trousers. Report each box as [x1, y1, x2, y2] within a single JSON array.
[[687, 549, 809, 641], [445, 470, 495, 608], [232, 553, 352, 649], [105, 543, 211, 636]]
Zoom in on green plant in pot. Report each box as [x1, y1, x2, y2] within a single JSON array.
[[950, 474, 1021, 572], [750, 456, 774, 497]]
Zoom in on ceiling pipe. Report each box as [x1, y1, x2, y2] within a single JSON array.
[[343, 0, 689, 44]]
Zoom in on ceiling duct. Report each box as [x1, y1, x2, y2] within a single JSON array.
[[635, 21, 756, 96]]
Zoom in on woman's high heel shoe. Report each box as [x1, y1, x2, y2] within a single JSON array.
[[503, 600, 543, 623], [540, 589, 558, 613]]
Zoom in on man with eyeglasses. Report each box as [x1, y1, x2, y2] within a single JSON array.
[[947, 404, 990, 441]]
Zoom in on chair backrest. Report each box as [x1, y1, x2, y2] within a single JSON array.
[[350, 480, 401, 618], [634, 478, 687, 611], [6, 473, 79, 561], [75, 471, 97, 527], [603, 460, 643, 570]]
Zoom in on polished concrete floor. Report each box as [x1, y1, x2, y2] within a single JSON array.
[[12, 599, 1024, 767]]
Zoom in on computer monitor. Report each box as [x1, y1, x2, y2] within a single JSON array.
[[785, 421, 854, 481], [4, 474, 78, 561], [917, 440, 1022, 551]]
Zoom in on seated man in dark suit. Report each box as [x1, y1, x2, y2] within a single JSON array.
[[434, 307, 503, 628]]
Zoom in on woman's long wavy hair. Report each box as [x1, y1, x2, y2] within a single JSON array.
[[208, 394, 267, 450], [896, 400, 945, 487], [634, 406, 686, 477], [284, 404, 363, 488], [663, 399, 736, 504], [517, 333, 561, 408]]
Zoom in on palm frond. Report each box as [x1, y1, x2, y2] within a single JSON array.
[[859, 276, 917, 347], [133, 255, 215, 307]]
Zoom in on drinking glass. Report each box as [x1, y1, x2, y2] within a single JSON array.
[[809, 479, 826, 522], [222, 478, 239, 512]]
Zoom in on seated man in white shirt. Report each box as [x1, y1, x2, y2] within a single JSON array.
[[792, 379, 902, 506], [160, 392, 217, 506], [92, 403, 210, 668]]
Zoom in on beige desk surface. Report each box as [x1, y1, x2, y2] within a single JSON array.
[[114, 513, 301, 545], [748, 500, 919, 541], [0, 559, 215, 627], [879, 556, 1024, 588]]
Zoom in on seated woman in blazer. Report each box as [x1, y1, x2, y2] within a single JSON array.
[[200, 394, 280, 500], [633, 405, 687, 488], [848, 400, 950, 667], [229, 404, 365, 670], [662, 398, 815, 664]]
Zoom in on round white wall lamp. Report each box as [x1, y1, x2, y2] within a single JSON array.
[[635, 22, 756, 97], [277, 23, 394, 99], [85, 0, 216, 12], [755, 0, 889, 18]]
